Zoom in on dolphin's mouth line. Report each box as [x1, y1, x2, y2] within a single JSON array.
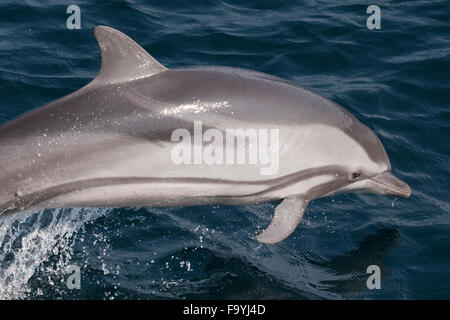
[[370, 172, 411, 198], [370, 178, 405, 195]]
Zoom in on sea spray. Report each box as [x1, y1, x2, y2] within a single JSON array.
[[0, 208, 110, 299]]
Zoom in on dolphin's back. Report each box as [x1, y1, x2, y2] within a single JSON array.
[[142, 66, 353, 128], [130, 66, 390, 166]]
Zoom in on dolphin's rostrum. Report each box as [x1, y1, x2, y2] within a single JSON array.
[[0, 26, 410, 243]]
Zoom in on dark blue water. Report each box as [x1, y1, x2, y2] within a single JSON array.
[[0, 0, 449, 299]]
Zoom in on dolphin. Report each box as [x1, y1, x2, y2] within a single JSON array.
[[0, 26, 410, 243]]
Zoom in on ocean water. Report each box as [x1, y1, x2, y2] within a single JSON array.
[[0, 0, 449, 299]]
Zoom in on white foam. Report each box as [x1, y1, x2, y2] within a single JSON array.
[[0, 207, 109, 299]]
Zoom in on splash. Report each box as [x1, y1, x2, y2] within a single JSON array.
[[0, 207, 109, 299]]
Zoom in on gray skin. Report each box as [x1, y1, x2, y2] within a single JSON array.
[[0, 26, 410, 243]]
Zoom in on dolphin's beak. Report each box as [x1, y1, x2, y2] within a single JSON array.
[[370, 171, 411, 198]]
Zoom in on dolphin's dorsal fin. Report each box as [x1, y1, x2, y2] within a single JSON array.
[[92, 26, 166, 84], [255, 195, 308, 244]]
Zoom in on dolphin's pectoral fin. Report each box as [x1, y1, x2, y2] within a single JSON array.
[[92, 26, 167, 84], [255, 195, 308, 244]]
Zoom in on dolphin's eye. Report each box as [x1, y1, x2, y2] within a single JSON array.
[[352, 172, 361, 179]]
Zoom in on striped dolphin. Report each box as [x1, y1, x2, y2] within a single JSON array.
[[0, 26, 410, 243]]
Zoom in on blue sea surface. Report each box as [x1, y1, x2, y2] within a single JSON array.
[[0, 0, 449, 299]]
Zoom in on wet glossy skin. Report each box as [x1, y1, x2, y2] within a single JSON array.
[[0, 65, 402, 214], [0, 26, 409, 242]]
